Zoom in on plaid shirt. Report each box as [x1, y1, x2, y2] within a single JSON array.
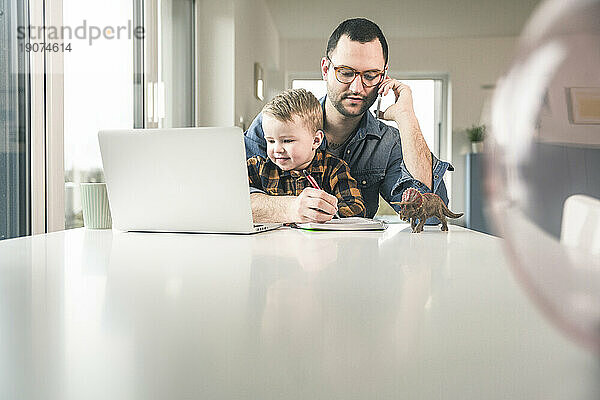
[[247, 149, 366, 217]]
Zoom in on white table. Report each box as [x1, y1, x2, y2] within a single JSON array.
[[1, 225, 598, 399]]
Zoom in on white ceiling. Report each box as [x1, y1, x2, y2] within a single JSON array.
[[264, 0, 544, 40]]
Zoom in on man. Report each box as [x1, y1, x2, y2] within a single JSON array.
[[245, 18, 452, 223]]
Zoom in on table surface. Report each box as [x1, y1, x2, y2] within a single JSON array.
[[1, 225, 598, 400]]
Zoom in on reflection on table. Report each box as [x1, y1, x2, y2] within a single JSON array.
[[0, 225, 598, 400]]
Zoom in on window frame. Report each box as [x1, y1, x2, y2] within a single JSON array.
[[29, 0, 65, 234], [1, 0, 32, 239], [31, 0, 195, 233], [288, 71, 451, 161]]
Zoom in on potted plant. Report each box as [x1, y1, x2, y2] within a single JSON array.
[[466, 124, 486, 153]]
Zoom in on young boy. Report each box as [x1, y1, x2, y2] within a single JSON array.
[[247, 88, 366, 219]]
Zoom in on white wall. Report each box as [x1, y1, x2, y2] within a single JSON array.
[[283, 36, 518, 217], [198, 0, 282, 128], [234, 0, 283, 130], [197, 0, 235, 126], [538, 34, 600, 146]]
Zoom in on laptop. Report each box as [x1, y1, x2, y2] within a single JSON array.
[[98, 127, 282, 234]]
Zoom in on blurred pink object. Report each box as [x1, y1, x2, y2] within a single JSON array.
[[487, 0, 600, 354]]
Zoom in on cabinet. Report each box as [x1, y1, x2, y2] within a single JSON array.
[[465, 153, 492, 235]]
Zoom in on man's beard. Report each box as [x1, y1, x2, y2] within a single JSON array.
[[329, 87, 379, 118]]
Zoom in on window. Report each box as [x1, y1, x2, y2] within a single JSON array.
[[63, 0, 196, 229], [292, 76, 449, 216], [63, 0, 136, 229], [291, 77, 445, 157], [145, 0, 195, 129], [1, 0, 30, 240]]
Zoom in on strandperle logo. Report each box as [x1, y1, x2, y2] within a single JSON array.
[[18, 20, 145, 45]]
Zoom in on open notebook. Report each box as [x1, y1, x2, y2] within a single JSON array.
[[294, 217, 387, 231]]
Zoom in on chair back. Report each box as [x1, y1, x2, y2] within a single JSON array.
[[561, 194, 600, 256]]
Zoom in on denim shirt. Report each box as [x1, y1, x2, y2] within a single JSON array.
[[244, 96, 454, 219]]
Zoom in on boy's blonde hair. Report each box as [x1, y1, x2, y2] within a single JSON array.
[[262, 88, 323, 133]]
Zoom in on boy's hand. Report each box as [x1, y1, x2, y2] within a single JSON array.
[[291, 188, 338, 223]]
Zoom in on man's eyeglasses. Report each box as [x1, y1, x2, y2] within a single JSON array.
[[327, 56, 385, 87]]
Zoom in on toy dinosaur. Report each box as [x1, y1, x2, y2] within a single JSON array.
[[392, 188, 463, 233]]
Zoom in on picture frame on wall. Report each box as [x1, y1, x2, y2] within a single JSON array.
[[566, 87, 600, 124]]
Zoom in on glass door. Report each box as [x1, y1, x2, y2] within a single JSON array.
[[1, 0, 31, 240], [63, 0, 196, 229], [144, 0, 195, 129], [62, 0, 136, 229]]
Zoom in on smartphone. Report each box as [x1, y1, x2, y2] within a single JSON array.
[[375, 95, 382, 119], [374, 70, 388, 119]]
